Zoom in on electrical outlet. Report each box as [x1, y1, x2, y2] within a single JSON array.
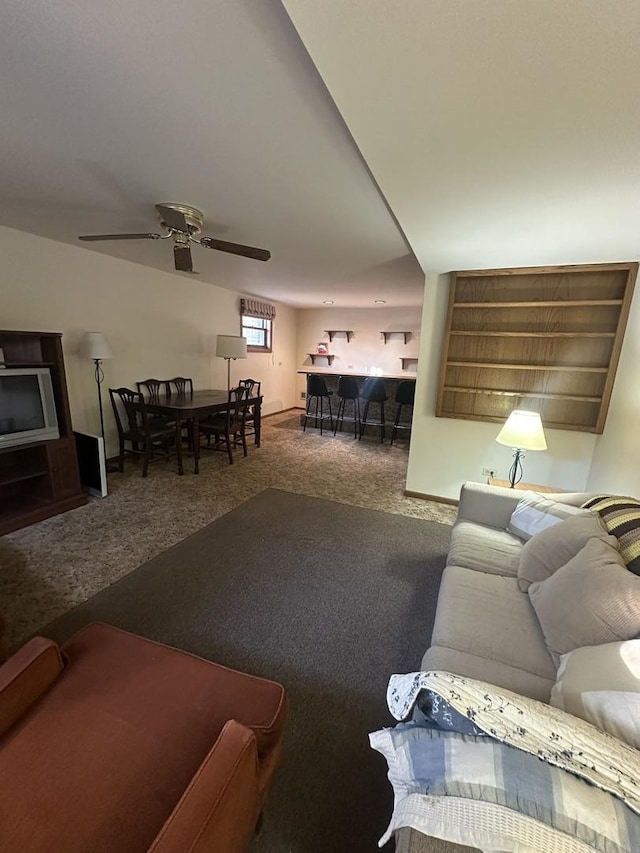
[[300, 391, 306, 399], [481, 467, 496, 478]]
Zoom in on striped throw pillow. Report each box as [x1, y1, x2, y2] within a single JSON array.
[[582, 495, 640, 575]]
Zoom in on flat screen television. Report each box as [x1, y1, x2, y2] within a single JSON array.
[[0, 367, 60, 449]]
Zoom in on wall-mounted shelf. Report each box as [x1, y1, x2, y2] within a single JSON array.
[[307, 353, 335, 365], [381, 331, 411, 344], [400, 357, 418, 369], [324, 330, 353, 343], [436, 262, 638, 433]]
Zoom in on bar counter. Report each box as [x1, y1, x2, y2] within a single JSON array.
[[297, 368, 417, 381]]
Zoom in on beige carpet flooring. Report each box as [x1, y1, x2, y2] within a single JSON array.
[[0, 409, 456, 651]]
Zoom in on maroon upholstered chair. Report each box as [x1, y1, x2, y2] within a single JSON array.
[[0, 622, 287, 853]]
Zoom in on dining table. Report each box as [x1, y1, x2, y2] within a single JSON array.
[[145, 389, 262, 474]]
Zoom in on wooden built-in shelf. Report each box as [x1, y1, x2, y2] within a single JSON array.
[[446, 361, 609, 373], [449, 331, 616, 339], [381, 331, 411, 344], [324, 330, 353, 342], [307, 353, 335, 365], [437, 262, 638, 433], [443, 387, 602, 403], [453, 299, 624, 308]]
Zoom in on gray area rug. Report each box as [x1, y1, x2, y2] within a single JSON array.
[[43, 488, 453, 852]]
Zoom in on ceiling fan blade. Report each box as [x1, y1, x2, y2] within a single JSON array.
[[199, 236, 271, 262], [78, 232, 162, 241], [156, 204, 189, 233], [173, 242, 195, 273]]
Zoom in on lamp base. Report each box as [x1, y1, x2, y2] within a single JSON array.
[[507, 448, 525, 488]]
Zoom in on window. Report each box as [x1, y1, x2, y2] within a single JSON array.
[[242, 314, 272, 352], [240, 298, 276, 353]]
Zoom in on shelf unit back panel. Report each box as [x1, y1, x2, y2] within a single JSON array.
[[454, 269, 629, 303], [447, 335, 615, 369], [437, 263, 637, 433], [451, 304, 622, 334], [445, 365, 607, 399]]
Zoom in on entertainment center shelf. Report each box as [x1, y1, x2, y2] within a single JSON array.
[[0, 330, 86, 535], [436, 262, 638, 433]]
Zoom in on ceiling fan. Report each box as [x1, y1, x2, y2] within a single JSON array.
[[78, 203, 271, 273]]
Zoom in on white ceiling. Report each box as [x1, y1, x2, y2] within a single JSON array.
[[0, 0, 422, 308], [5, 2, 639, 311], [283, 0, 640, 273]]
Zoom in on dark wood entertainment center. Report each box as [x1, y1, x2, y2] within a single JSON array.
[[0, 330, 86, 536]]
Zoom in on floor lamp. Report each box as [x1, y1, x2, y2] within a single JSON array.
[[216, 335, 247, 392], [495, 410, 547, 487], [80, 332, 113, 443]]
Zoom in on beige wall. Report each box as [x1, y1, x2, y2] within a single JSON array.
[[296, 306, 421, 401], [0, 226, 298, 457], [587, 278, 640, 496]]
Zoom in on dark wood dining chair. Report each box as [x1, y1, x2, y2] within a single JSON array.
[[167, 376, 193, 395], [197, 386, 250, 465], [136, 378, 176, 431], [109, 387, 180, 477], [136, 379, 169, 401], [238, 378, 261, 445]]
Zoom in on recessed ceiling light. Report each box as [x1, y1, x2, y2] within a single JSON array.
[[323, 300, 334, 304], [374, 300, 386, 304]]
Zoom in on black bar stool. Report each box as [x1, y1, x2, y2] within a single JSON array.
[[390, 380, 416, 445], [359, 377, 388, 442], [302, 374, 333, 435], [333, 376, 361, 438]]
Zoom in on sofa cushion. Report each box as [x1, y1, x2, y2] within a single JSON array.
[[446, 521, 521, 577], [421, 645, 554, 703], [581, 495, 640, 574], [430, 565, 557, 683], [550, 640, 640, 750], [507, 492, 589, 541], [517, 513, 617, 592], [529, 537, 640, 663]]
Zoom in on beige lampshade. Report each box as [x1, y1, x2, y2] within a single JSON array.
[[216, 335, 247, 359], [80, 332, 113, 360], [496, 410, 547, 451]]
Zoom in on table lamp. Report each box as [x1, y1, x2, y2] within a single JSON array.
[[216, 335, 247, 392], [80, 332, 113, 443], [495, 409, 547, 488]]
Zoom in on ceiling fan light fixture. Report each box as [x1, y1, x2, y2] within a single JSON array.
[[77, 202, 271, 273]]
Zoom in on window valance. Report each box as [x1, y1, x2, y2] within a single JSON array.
[[241, 298, 276, 319]]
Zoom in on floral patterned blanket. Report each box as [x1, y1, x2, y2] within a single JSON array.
[[386, 671, 640, 816]]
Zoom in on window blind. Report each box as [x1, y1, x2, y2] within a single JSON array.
[[241, 298, 276, 319]]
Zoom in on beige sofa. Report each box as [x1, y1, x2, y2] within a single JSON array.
[[397, 481, 599, 853]]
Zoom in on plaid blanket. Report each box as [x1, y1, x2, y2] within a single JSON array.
[[370, 671, 640, 852], [371, 723, 640, 852]]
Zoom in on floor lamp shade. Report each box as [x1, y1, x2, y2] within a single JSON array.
[[216, 335, 247, 360], [80, 332, 113, 361], [216, 335, 247, 391]]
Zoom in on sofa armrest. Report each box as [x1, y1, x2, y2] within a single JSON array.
[[0, 636, 65, 738], [148, 719, 262, 853], [456, 481, 523, 530]]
